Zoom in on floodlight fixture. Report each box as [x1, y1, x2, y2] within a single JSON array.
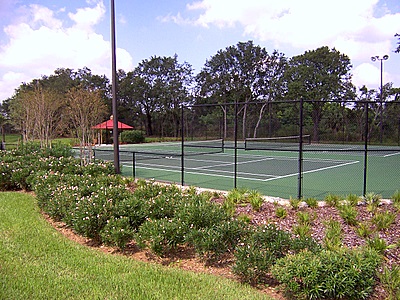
[[370, 54, 389, 143]]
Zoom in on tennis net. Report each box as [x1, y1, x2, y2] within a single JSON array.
[[244, 135, 311, 150], [184, 139, 224, 155], [93, 138, 224, 162]]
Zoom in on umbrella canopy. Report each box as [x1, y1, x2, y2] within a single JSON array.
[[92, 119, 133, 130]]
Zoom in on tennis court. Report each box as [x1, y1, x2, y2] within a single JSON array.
[[94, 139, 400, 200]]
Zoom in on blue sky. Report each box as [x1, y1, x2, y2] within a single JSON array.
[[0, 0, 400, 101]]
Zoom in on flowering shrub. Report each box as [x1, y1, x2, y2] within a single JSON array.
[[71, 181, 131, 240], [136, 217, 186, 256], [100, 216, 134, 250]]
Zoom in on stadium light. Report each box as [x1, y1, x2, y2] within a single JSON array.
[[370, 54, 389, 143]]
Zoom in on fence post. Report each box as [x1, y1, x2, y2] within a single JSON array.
[[363, 101, 369, 196], [132, 152, 136, 179], [234, 101, 238, 189], [298, 98, 304, 200], [181, 105, 185, 186]]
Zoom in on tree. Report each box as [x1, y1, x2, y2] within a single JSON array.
[[0, 103, 8, 147], [284, 46, 355, 141], [120, 55, 193, 137], [67, 85, 107, 162], [9, 82, 64, 147], [196, 41, 286, 139]]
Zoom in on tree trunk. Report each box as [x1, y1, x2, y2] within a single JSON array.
[[253, 102, 268, 138], [146, 112, 153, 136], [312, 104, 322, 142]]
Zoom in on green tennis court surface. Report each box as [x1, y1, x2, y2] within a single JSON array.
[[95, 141, 400, 200]]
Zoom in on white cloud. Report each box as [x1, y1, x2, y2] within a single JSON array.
[[182, 0, 399, 55], [0, 1, 133, 101], [68, 1, 105, 32], [172, 0, 400, 88]]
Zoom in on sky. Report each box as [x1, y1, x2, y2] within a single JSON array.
[[0, 0, 400, 102]]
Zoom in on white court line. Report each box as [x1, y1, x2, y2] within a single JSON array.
[[262, 160, 359, 182], [194, 157, 274, 170], [134, 162, 277, 179], [122, 154, 360, 182], [384, 152, 400, 158], [131, 165, 277, 181]]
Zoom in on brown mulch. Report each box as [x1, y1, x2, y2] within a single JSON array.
[[42, 198, 400, 300]]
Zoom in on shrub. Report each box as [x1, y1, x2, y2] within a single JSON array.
[[271, 248, 382, 300], [297, 211, 313, 225], [356, 221, 374, 238], [364, 192, 382, 213], [378, 265, 400, 300], [304, 197, 318, 208], [177, 194, 231, 230], [226, 188, 247, 204], [71, 182, 129, 240], [100, 216, 134, 250], [275, 206, 287, 219], [323, 219, 343, 251], [233, 224, 292, 284], [232, 224, 318, 284], [135, 217, 186, 256], [366, 236, 397, 255], [222, 198, 236, 216], [346, 193, 361, 206], [392, 190, 400, 210], [372, 210, 396, 231], [324, 193, 342, 207], [113, 194, 146, 231], [289, 197, 301, 210], [338, 204, 358, 226], [292, 224, 312, 239], [247, 190, 263, 212], [139, 185, 184, 220], [186, 220, 247, 259], [120, 130, 145, 144]]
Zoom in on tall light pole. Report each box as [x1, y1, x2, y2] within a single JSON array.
[[111, 0, 120, 173], [371, 54, 389, 143]]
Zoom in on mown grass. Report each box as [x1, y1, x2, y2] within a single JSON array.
[[0, 192, 271, 300]]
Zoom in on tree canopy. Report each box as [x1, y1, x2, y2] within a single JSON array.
[[1, 41, 399, 145]]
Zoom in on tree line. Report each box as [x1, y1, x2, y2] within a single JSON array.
[[1, 40, 400, 146]]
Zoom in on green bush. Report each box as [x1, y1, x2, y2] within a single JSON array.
[[186, 220, 247, 259], [372, 210, 396, 231], [271, 248, 382, 300], [113, 194, 147, 231], [304, 197, 318, 208], [71, 181, 130, 240], [120, 130, 145, 144], [247, 190, 263, 211], [324, 193, 342, 207], [177, 194, 231, 229], [232, 224, 318, 284], [135, 217, 186, 256], [100, 216, 134, 250], [323, 219, 343, 251], [338, 203, 358, 226], [379, 264, 400, 300]]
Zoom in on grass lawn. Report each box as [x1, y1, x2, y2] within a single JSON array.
[[0, 192, 272, 300]]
